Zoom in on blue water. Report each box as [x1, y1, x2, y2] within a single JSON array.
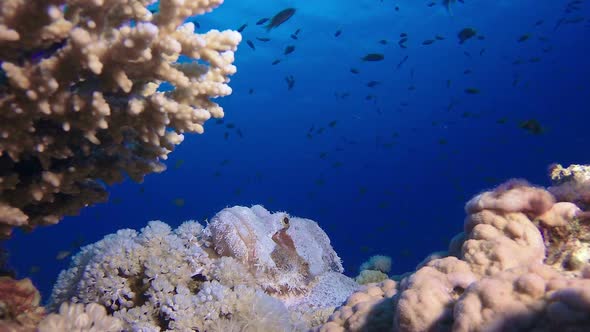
[[5, 0, 590, 301]]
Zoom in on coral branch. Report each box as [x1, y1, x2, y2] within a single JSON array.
[[0, 0, 241, 237]]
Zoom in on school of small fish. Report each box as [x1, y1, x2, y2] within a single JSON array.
[[45, 0, 588, 269]]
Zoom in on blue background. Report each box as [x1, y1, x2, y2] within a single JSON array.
[[5, 0, 590, 301]]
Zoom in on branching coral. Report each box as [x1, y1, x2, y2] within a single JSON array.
[[0, 0, 241, 237]]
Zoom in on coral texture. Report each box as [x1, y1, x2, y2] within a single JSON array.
[[48, 205, 358, 331], [0, 0, 241, 237], [548, 163, 590, 210], [314, 279, 397, 332], [0, 276, 45, 331], [315, 165, 590, 331], [37, 302, 122, 332]]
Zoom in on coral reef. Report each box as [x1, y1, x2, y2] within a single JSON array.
[[316, 167, 590, 331], [0, 0, 241, 237], [5, 162, 590, 331], [48, 205, 358, 331]]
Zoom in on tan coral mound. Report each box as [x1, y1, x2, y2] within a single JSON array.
[[315, 164, 590, 332], [0, 0, 241, 237]]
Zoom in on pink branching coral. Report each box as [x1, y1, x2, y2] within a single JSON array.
[[0, 0, 241, 237]]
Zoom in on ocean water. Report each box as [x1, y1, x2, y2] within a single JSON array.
[[5, 0, 589, 301]]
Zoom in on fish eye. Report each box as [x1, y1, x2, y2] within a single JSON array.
[[282, 216, 289, 226]]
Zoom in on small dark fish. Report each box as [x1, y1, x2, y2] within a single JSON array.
[[224, 132, 229, 140], [216, 119, 224, 124], [529, 56, 541, 63], [554, 17, 566, 31], [246, 40, 255, 50], [435, 35, 445, 40], [458, 27, 477, 44], [56, 250, 71, 260], [464, 51, 471, 57], [422, 39, 435, 45], [513, 58, 525, 65], [249, 88, 254, 94], [398, 38, 408, 48], [378, 39, 388, 45], [226, 123, 235, 129], [396, 55, 409, 69], [534, 19, 544, 26], [290, 34, 298, 40], [476, 35, 485, 40], [367, 81, 380, 87], [237, 24, 247, 32], [517, 34, 530, 42], [237, 129, 244, 138], [328, 120, 337, 127], [284, 45, 295, 55], [256, 18, 269, 25], [400, 33, 408, 37], [294, 28, 301, 35], [285, 75, 295, 90], [256, 37, 271, 42], [479, 48, 486, 56], [565, 16, 584, 24], [427, 2, 436, 7], [350, 68, 360, 74], [519, 119, 544, 134], [463, 69, 472, 74], [334, 29, 342, 37], [362, 53, 384, 61], [271, 59, 281, 65], [464, 87, 480, 94], [267, 8, 296, 31]]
